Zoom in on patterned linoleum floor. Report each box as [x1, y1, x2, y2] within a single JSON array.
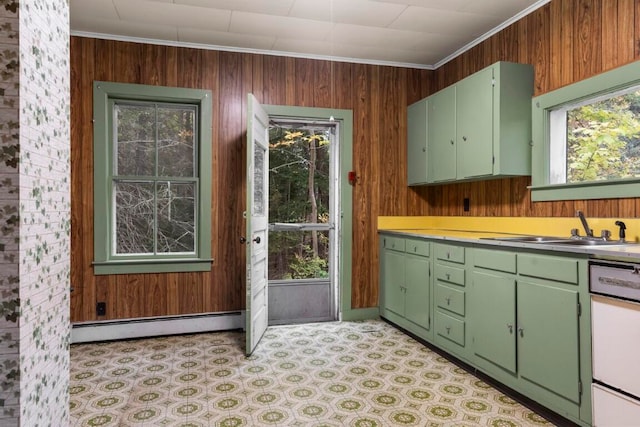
[[70, 320, 555, 427]]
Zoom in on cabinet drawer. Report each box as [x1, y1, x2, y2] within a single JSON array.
[[435, 263, 465, 286], [435, 244, 465, 264], [474, 248, 516, 273], [435, 284, 465, 316], [435, 311, 465, 346], [383, 236, 405, 252], [517, 253, 578, 284], [405, 239, 430, 257]]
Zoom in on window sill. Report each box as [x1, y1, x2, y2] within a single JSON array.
[[529, 178, 640, 202], [93, 258, 214, 275]]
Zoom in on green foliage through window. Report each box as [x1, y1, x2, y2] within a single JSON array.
[[268, 125, 332, 281], [566, 89, 640, 183]]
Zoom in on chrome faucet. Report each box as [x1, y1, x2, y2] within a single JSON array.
[[576, 210, 594, 238]]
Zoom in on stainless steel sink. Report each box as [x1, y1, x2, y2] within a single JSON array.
[[485, 236, 564, 242], [483, 236, 632, 246], [548, 239, 629, 246]]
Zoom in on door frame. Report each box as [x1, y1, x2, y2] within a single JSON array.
[[263, 104, 358, 321]]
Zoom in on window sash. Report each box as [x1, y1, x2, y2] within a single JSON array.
[[111, 178, 199, 257], [110, 100, 199, 258]]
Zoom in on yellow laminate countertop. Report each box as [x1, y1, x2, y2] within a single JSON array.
[[378, 216, 640, 260]]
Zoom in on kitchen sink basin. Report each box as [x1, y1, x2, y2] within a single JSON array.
[[483, 236, 632, 246], [547, 239, 629, 246], [486, 236, 564, 242]]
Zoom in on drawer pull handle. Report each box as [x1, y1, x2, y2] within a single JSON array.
[[446, 326, 451, 334], [446, 297, 451, 305], [414, 246, 417, 252], [507, 324, 513, 334], [446, 273, 450, 281], [446, 252, 450, 259]]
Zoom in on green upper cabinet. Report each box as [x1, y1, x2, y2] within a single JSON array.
[[407, 61, 534, 185], [428, 86, 457, 182], [456, 67, 494, 178], [407, 98, 428, 185]]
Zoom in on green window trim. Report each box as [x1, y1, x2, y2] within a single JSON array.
[[531, 60, 640, 201], [93, 81, 213, 275]]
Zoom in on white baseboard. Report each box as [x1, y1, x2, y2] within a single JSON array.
[[71, 311, 245, 344]]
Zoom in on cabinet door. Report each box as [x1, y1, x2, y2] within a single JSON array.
[[517, 280, 580, 404], [456, 66, 494, 178], [405, 254, 430, 330], [428, 86, 456, 182], [382, 249, 405, 316], [470, 271, 516, 373], [407, 98, 428, 185]]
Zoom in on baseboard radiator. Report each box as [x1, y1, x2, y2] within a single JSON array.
[[71, 311, 245, 344]]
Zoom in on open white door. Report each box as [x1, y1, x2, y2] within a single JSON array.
[[245, 94, 270, 356]]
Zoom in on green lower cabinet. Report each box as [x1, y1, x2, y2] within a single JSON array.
[[379, 235, 431, 338], [405, 254, 430, 329], [470, 271, 516, 374], [470, 248, 589, 426], [382, 248, 405, 317], [517, 280, 580, 404]]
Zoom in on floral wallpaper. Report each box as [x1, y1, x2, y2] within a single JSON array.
[[1, 0, 70, 425]]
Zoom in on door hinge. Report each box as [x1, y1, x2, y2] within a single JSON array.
[[579, 380, 583, 396], [428, 317, 431, 328], [492, 156, 495, 165]]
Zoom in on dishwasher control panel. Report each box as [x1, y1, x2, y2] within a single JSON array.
[[590, 260, 640, 302]]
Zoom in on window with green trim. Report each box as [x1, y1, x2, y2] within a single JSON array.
[[93, 81, 212, 275], [532, 60, 640, 201]]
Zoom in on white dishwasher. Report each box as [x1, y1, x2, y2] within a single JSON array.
[[590, 261, 640, 426]]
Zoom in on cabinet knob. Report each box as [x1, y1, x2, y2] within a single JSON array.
[[446, 297, 451, 305], [518, 327, 524, 337], [422, 147, 426, 152], [462, 136, 468, 141], [414, 246, 417, 252], [450, 140, 454, 145], [507, 324, 513, 334], [446, 252, 450, 259], [446, 326, 451, 334], [446, 273, 450, 281]]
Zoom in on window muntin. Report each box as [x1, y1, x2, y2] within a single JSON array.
[[112, 101, 197, 256], [549, 86, 640, 185]]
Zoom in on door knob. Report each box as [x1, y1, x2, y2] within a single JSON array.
[[253, 236, 261, 244]]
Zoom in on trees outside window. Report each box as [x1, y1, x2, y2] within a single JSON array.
[[268, 127, 331, 280], [566, 90, 640, 183]]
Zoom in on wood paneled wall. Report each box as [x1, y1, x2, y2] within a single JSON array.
[[70, 37, 431, 321], [426, 0, 640, 218], [70, 0, 640, 319]]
